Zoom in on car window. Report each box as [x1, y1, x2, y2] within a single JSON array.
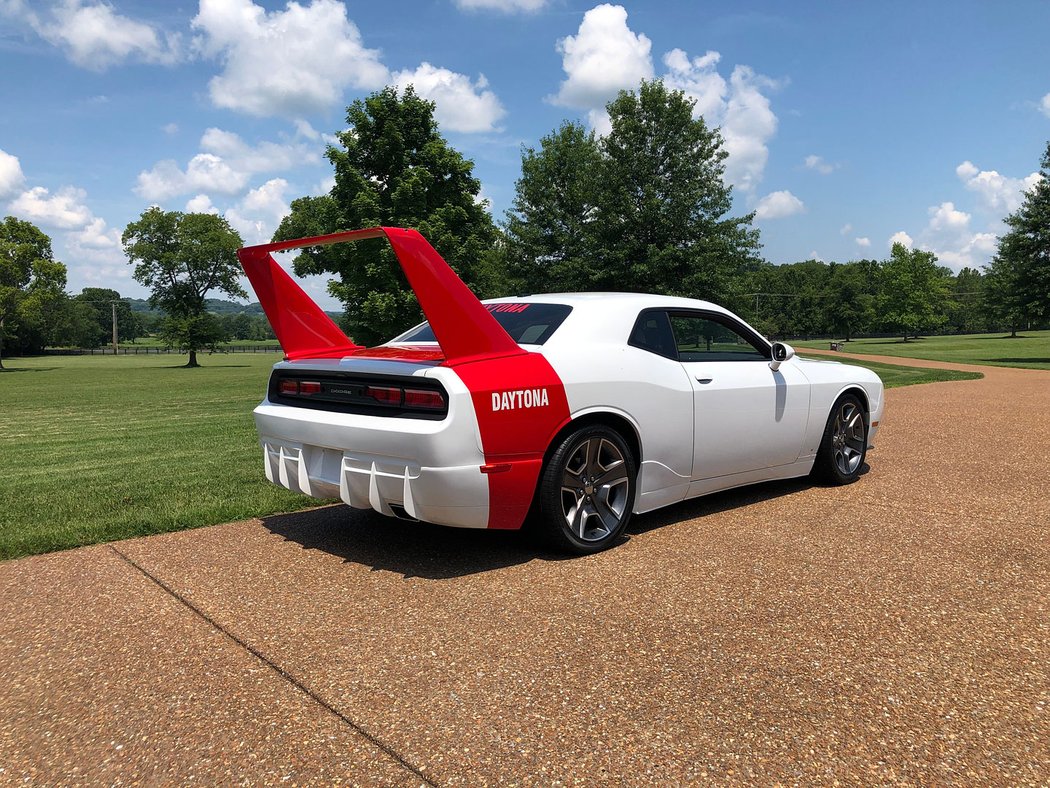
[[392, 303, 573, 345], [669, 313, 768, 361], [628, 310, 677, 359]]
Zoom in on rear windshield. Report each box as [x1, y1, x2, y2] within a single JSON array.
[[392, 302, 572, 346]]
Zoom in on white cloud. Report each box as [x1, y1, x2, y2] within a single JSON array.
[[454, 0, 549, 10], [162, 122, 179, 135], [3, 0, 180, 70], [224, 178, 291, 245], [192, 0, 388, 117], [804, 154, 836, 175], [135, 154, 248, 201], [199, 127, 320, 172], [393, 63, 506, 133], [0, 148, 25, 199], [5, 179, 124, 285], [551, 4, 654, 111], [1040, 93, 1050, 119], [662, 48, 726, 118], [135, 127, 321, 202], [549, 8, 781, 193], [955, 159, 1041, 215], [718, 66, 779, 193], [926, 200, 971, 237], [71, 216, 119, 249], [839, 223, 852, 236], [662, 50, 780, 193], [185, 194, 218, 214], [888, 231, 913, 249], [854, 237, 871, 248], [9, 185, 94, 229], [916, 202, 1000, 270], [754, 190, 804, 220]]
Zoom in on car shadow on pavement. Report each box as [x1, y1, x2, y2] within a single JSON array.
[[261, 505, 553, 580], [627, 477, 813, 535], [262, 469, 867, 579]]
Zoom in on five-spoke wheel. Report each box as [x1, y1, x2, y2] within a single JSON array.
[[813, 393, 868, 484], [538, 425, 637, 554]]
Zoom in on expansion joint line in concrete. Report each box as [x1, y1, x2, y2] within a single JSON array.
[[108, 545, 439, 788]]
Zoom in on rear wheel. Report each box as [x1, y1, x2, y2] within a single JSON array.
[[537, 425, 637, 554], [812, 393, 868, 484]]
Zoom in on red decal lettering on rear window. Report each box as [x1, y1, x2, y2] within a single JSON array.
[[485, 303, 530, 313]]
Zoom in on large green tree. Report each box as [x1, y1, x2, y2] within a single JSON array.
[[504, 121, 604, 294], [0, 217, 68, 366], [825, 261, 876, 341], [275, 86, 502, 345], [70, 287, 144, 347], [878, 243, 952, 340], [122, 208, 245, 367], [984, 140, 1050, 335], [595, 80, 761, 301]]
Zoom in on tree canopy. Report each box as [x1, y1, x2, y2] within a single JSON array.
[[877, 243, 952, 340], [505, 80, 760, 302], [123, 208, 245, 366], [0, 217, 67, 367], [984, 140, 1050, 335], [274, 86, 502, 345]]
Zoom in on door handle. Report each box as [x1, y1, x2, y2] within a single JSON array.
[[695, 377, 713, 384]]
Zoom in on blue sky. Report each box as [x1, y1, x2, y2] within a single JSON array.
[[2, 0, 1049, 308]]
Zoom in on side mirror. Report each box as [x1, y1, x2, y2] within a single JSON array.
[[769, 342, 795, 371]]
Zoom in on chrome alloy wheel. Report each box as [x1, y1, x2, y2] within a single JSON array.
[[560, 437, 630, 543], [831, 399, 866, 476]]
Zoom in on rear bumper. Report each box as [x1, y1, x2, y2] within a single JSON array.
[[254, 401, 489, 529]]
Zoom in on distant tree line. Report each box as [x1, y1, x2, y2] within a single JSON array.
[[0, 213, 276, 365]]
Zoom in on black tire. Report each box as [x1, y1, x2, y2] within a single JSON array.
[[536, 424, 637, 555], [812, 393, 868, 485]]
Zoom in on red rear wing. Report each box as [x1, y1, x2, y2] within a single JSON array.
[[237, 227, 524, 365]]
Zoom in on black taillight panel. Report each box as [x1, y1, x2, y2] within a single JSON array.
[[268, 371, 449, 420]]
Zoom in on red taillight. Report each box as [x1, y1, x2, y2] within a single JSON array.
[[278, 379, 298, 395], [299, 381, 322, 395], [403, 388, 445, 410], [365, 385, 402, 405]]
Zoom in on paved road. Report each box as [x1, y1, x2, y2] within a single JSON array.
[[2, 353, 1047, 785]]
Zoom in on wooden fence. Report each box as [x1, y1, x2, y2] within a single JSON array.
[[43, 345, 283, 355]]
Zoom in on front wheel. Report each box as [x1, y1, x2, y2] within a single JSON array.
[[536, 425, 637, 555], [812, 393, 868, 485]]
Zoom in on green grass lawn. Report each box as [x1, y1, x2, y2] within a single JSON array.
[[0, 353, 319, 560], [792, 329, 1050, 370], [0, 350, 982, 561], [800, 356, 983, 389]]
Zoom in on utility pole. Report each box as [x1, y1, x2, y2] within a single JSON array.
[[111, 301, 119, 354]]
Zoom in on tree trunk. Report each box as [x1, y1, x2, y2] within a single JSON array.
[[186, 349, 199, 368], [1010, 327, 1018, 338], [0, 317, 5, 369]]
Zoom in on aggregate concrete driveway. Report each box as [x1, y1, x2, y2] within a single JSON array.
[[2, 352, 1047, 785]]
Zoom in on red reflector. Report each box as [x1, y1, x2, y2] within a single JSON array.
[[278, 379, 298, 395], [299, 381, 322, 395], [481, 463, 512, 474], [365, 385, 402, 405], [403, 388, 444, 409]]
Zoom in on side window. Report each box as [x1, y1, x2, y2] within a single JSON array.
[[669, 313, 768, 362], [628, 310, 677, 359]]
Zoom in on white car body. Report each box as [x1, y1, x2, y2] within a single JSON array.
[[252, 291, 883, 531], [239, 227, 884, 550]]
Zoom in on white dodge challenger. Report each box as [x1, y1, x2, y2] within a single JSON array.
[[239, 227, 883, 554]]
